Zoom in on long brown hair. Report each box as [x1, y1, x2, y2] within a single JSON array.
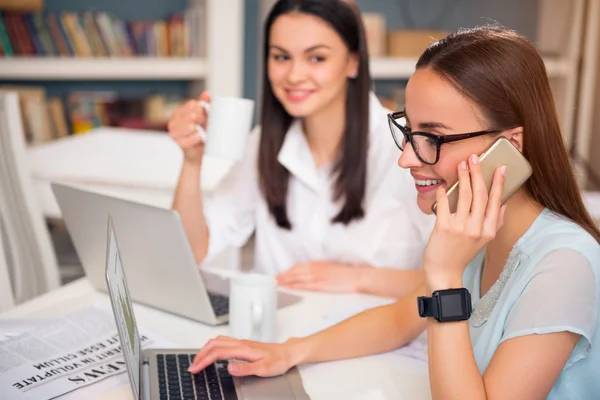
[[258, 0, 372, 229], [416, 25, 600, 243]]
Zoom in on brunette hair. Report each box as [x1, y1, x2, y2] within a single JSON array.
[[258, 0, 371, 229], [416, 25, 600, 242]]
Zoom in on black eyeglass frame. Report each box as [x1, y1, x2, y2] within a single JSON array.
[[387, 110, 506, 165]]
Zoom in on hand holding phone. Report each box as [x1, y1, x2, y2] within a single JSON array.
[[432, 137, 532, 214]]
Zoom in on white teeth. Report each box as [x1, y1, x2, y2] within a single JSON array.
[[414, 179, 442, 186]]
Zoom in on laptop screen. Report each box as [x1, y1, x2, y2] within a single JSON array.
[[105, 218, 142, 399]]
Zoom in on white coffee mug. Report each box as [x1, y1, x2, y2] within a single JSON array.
[[228, 273, 277, 342], [196, 96, 255, 161]]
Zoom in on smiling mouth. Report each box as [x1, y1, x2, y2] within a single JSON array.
[[284, 89, 314, 100], [414, 178, 444, 187]]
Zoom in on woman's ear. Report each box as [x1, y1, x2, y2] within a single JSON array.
[[505, 127, 524, 152]]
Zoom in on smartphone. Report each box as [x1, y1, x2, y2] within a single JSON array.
[[431, 137, 532, 214]]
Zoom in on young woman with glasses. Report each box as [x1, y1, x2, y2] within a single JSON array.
[[167, 0, 434, 299], [187, 25, 600, 399]]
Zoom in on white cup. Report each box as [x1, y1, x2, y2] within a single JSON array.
[[196, 96, 255, 161], [228, 273, 277, 342]]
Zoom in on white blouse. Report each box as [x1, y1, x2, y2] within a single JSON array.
[[201, 92, 435, 275]]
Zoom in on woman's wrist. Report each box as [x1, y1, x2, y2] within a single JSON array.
[[283, 336, 313, 367], [424, 268, 465, 295], [352, 265, 371, 294], [183, 156, 203, 169]]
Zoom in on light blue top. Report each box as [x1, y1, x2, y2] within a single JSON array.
[[463, 208, 600, 399]]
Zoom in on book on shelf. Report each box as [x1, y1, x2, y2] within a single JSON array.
[[0, 85, 183, 144], [0, 0, 42, 13], [0, 4, 205, 58], [67, 91, 182, 134], [0, 85, 185, 144], [0, 85, 65, 143]]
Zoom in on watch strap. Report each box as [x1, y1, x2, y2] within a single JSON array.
[[418, 295, 439, 318]]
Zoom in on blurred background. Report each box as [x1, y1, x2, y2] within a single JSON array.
[[1, 0, 599, 288]]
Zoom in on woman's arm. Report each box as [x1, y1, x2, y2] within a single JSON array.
[[292, 282, 427, 364], [169, 94, 260, 265], [189, 282, 428, 376], [428, 248, 595, 399], [422, 157, 590, 399], [277, 262, 424, 298], [168, 94, 212, 264], [172, 160, 209, 264], [356, 266, 424, 298], [426, 290, 579, 400]]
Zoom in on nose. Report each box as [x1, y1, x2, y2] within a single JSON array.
[[287, 60, 308, 84], [398, 142, 424, 169]]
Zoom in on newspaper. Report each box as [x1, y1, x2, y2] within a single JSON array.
[[0, 306, 171, 400]]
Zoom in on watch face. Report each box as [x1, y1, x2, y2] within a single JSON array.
[[436, 289, 471, 322], [439, 293, 465, 318]]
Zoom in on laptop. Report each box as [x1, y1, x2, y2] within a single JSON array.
[[52, 182, 300, 325], [105, 216, 311, 400]]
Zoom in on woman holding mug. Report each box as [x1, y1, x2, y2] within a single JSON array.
[[188, 25, 600, 399], [168, 0, 434, 298]]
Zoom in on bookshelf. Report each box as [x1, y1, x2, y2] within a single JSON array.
[[0, 0, 244, 95], [0, 0, 244, 143]]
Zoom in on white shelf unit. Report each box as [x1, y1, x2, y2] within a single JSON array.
[[369, 56, 570, 80], [0, 0, 245, 97]]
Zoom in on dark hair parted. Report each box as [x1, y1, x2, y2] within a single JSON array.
[[258, 0, 372, 230], [417, 25, 600, 243]]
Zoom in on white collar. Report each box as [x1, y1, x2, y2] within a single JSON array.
[[277, 92, 385, 192], [277, 119, 320, 192]]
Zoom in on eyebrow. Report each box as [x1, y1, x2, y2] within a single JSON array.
[[404, 109, 452, 131], [269, 44, 332, 53]]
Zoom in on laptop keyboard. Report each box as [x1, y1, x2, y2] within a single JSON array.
[[207, 292, 229, 317], [157, 354, 237, 400]]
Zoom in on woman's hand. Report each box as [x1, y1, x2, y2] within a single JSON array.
[[167, 91, 210, 164], [423, 154, 507, 291], [276, 261, 366, 293], [188, 336, 300, 377]]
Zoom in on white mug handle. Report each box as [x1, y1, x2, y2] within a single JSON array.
[[195, 100, 211, 142], [250, 300, 264, 341]]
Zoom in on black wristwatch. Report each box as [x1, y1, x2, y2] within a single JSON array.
[[417, 288, 472, 322]]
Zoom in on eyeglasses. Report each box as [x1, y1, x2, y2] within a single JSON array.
[[387, 111, 505, 165]]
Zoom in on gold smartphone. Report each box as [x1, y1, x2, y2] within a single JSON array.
[[432, 137, 533, 214]]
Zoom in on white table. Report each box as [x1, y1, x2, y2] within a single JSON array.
[[26, 127, 235, 219], [0, 276, 431, 400]]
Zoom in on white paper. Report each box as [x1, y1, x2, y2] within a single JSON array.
[[0, 319, 60, 342], [310, 297, 429, 363], [0, 306, 171, 400]]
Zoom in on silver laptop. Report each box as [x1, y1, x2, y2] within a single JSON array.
[[52, 182, 300, 326], [105, 216, 310, 400]]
